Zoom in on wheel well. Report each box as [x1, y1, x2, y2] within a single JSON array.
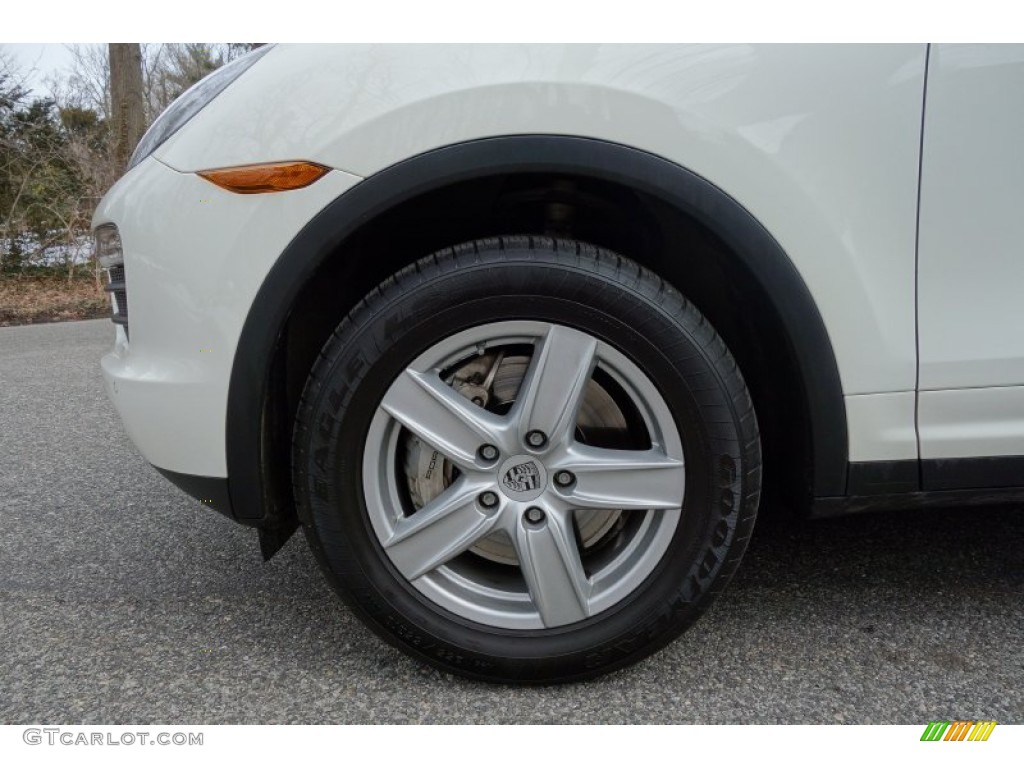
[[261, 172, 814, 530]]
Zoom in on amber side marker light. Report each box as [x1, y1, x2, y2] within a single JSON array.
[[198, 161, 330, 194]]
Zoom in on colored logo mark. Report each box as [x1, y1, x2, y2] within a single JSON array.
[[920, 720, 997, 742], [503, 461, 540, 493]]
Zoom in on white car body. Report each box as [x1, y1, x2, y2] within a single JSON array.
[[94, 42, 1024, 681], [97, 44, 1024, 481]]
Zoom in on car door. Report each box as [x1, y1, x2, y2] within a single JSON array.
[[917, 43, 1024, 488]]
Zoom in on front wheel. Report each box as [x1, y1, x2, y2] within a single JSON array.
[[293, 237, 761, 683]]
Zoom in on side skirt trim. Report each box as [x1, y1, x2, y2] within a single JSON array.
[[816, 455, 1024, 516], [813, 487, 1024, 517]]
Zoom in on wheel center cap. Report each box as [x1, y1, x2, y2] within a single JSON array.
[[497, 454, 547, 502]]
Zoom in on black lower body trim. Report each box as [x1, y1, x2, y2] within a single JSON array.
[[152, 466, 234, 520], [151, 466, 298, 558], [817, 455, 1024, 517], [847, 455, 1024, 495], [923, 455, 1024, 491], [847, 460, 919, 494], [812, 487, 1024, 517]]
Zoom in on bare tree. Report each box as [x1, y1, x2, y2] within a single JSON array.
[[4, 43, 257, 273], [108, 44, 144, 171], [55, 44, 111, 118], [54, 43, 255, 125]]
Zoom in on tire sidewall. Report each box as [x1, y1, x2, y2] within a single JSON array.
[[294, 244, 757, 682]]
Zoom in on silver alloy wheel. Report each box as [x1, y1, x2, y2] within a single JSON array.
[[362, 320, 686, 630]]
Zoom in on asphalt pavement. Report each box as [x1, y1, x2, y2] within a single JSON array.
[[1, 319, 1021, 724]]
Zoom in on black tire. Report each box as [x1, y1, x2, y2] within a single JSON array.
[[292, 236, 761, 683]]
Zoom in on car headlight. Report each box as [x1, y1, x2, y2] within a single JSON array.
[[128, 44, 274, 170]]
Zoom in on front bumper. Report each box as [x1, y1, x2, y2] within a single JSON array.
[[95, 156, 361, 489]]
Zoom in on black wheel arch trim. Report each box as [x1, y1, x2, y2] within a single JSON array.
[[226, 135, 849, 522]]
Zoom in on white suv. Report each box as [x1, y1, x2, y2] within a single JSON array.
[[94, 44, 1024, 683]]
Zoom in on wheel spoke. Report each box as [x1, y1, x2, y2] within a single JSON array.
[[380, 367, 507, 466], [556, 445, 685, 510], [383, 480, 500, 580], [514, 325, 597, 447], [514, 508, 592, 626]]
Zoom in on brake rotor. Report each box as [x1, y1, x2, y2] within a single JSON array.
[[403, 353, 626, 566]]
